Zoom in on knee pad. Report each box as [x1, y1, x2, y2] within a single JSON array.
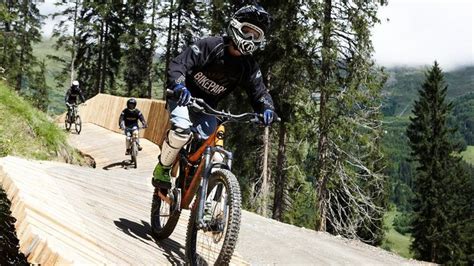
[[160, 128, 191, 166]]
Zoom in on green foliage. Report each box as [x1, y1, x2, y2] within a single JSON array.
[[406, 62, 473, 264], [0, 0, 45, 107], [381, 116, 415, 212], [451, 92, 474, 145], [461, 145, 474, 165], [393, 212, 412, 235], [0, 81, 83, 163]]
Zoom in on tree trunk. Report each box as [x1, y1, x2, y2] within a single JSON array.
[[261, 126, 270, 217], [272, 122, 287, 221], [146, 0, 157, 99], [16, 0, 28, 91], [315, 0, 333, 232], [163, 0, 174, 99], [96, 19, 104, 94], [100, 21, 109, 93], [70, 0, 79, 84], [173, 2, 182, 55]]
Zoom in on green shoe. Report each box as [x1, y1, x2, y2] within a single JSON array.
[[152, 163, 171, 189]]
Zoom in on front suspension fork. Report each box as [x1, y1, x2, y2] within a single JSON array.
[[197, 147, 212, 229]]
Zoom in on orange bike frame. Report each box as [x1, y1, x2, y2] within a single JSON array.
[[180, 127, 220, 209]]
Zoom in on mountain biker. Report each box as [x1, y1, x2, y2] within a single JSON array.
[[65, 80, 86, 116], [119, 98, 148, 155], [152, 3, 275, 190]]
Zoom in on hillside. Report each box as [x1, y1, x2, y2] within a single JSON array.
[[382, 66, 474, 116], [32, 38, 69, 115], [0, 81, 89, 262], [0, 81, 84, 163], [380, 66, 474, 258]]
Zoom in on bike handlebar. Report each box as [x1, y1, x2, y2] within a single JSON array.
[[166, 89, 281, 124]]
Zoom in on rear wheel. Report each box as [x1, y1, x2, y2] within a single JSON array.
[[185, 169, 241, 265], [65, 113, 71, 131], [75, 115, 82, 134], [151, 188, 181, 239]]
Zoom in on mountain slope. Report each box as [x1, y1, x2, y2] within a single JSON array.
[[382, 66, 473, 116]]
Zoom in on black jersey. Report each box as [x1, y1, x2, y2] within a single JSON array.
[[119, 108, 146, 128], [167, 36, 274, 112], [65, 87, 86, 104]]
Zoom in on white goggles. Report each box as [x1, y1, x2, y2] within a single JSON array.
[[230, 19, 265, 43]]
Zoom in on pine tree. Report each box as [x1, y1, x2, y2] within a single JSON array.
[[0, 0, 42, 90], [15, 0, 43, 91], [305, 0, 388, 243], [406, 62, 473, 264], [75, 1, 124, 97], [0, 1, 19, 83], [258, 0, 315, 221], [122, 0, 151, 97], [51, 0, 81, 87], [31, 59, 49, 111]]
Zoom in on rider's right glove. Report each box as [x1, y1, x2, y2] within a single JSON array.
[[263, 109, 274, 126], [119, 121, 125, 130], [173, 84, 191, 106]]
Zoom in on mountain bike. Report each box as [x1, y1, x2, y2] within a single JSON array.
[[151, 90, 279, 265], [124, 126, 145, 169], [65, 103, 82, 134]]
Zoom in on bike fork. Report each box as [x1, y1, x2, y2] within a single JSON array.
[[197, 146, 212, 229]]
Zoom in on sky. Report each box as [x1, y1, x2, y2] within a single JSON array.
[[38, 0, 474, 70], [372, 0, 474, 70]]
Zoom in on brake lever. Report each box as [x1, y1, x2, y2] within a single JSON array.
[[189, 99, 205, 112]]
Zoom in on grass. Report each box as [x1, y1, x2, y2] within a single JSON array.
[[381, 209, 413, 259], [461, 146, 474, 165], [0, 81, 84, 163]]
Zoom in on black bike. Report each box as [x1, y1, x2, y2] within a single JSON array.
[[65, 103, 82, 134], [124, 126, 145, 169]]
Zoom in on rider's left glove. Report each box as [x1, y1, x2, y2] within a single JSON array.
[[263, 109, 274, 126]]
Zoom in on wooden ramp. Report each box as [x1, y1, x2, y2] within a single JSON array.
[[1, 95, 417, 265], [0, 123, 248, 264], [0, 156, 247, 264]]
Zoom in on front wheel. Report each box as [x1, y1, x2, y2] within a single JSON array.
[[185, 169, 242, 265], [75, 115, 82, 134], [131, 141, 138, 168]]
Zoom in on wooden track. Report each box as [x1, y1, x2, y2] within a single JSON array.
[[58, 93, 171, 145], [0, 123, 248, 265], [2, 94, 417, 265]]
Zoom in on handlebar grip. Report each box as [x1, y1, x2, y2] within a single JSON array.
[[166, 89, 175, 99]]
